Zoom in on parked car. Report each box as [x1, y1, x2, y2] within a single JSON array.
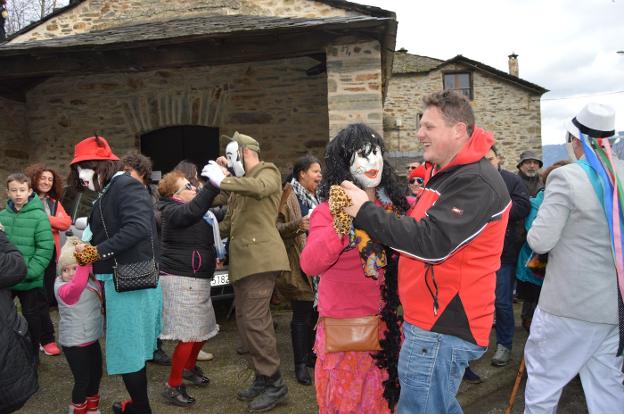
[[60, 187, 233, 301]]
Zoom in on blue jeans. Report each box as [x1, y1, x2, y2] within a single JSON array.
[[494, 264, 515, 349], [397, 322, 486, 414]]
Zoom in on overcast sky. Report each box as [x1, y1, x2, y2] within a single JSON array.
[[357, 0, 624, 145]]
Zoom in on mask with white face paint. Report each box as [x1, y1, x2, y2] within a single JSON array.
[[225, 141, 245, 177], [77, 166, 96, 191], [350, 144, 383, 188]]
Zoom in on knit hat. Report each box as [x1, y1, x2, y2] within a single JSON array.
[[221, 131, 260, 153], [409, 165, 427, 181], [70, 135, 119, 165], [57, 236, 82, 274]]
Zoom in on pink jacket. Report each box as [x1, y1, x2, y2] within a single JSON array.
[[300, 202, 382, 318]]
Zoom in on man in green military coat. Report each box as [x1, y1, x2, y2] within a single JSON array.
[[202, 132, 290, 413]]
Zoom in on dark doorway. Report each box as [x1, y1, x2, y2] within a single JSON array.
[[140, 126, 219, 180]]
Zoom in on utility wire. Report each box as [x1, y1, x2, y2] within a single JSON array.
[[543, 90, 624, 101]]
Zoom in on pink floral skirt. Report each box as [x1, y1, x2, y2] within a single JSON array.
[[314, 323, 392, 414]]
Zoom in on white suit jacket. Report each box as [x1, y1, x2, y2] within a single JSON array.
[[527, 161, 621, 325]]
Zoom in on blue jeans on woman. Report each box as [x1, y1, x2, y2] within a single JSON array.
[[397, 322, 486, 414]]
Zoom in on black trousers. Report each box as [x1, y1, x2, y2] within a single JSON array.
[[291, 300, 318, 364], [12, 288, 54, 355], [63, 341, 103, 404], [43, 248, 58, 307]]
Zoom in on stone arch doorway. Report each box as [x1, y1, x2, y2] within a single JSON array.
[[140, 125, 220, 180]]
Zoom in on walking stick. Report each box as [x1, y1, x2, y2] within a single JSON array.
[[504, 356, 526, 414]]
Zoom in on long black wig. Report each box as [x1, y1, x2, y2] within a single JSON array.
[[319, 123, 409, 212], [320, 123, 407, 410]]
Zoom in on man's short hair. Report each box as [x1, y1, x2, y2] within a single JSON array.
[[6, 173, 31, 189], [423, 90, 475, 136]]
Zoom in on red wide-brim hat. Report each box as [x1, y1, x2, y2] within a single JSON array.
[[71, 136, 119, 165]]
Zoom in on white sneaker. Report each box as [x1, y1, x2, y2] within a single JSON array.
[[491, 344, 511, 367], [197, 350, 214, 361]]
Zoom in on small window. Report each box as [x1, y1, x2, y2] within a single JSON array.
[[443, 72, 473, 100]]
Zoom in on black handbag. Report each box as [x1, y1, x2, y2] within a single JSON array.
[[98, 197, 159, 293]]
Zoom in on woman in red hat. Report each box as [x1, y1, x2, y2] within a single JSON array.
[[69, 135, 162, 414]]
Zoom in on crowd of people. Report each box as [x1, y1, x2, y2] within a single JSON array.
[[0, 90, 622, 414]]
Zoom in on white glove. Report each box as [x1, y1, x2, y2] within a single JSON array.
[[201, 161, 226, 188]]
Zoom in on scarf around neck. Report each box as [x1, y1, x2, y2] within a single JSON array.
[[290, 177, 319, 210]]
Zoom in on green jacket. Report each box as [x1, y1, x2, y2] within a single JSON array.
[[219, 162, 290, 283], [0, 194, 54, 291]]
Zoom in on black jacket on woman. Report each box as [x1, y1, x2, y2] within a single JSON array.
[[0, 231, 38, 413], [89, 173, 159, 275], [157, 185, 220, 279]]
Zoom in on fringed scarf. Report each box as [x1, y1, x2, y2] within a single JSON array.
[[328, 186, 402, 410], [290, 177, 320, 210], [575, 133, 624, 357]]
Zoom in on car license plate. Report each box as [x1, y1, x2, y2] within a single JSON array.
[[211, 272, 229, 287]]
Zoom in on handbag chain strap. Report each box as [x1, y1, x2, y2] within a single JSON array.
[[96, 191, 155, 268]]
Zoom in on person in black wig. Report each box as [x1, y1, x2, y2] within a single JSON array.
[[301, 123, 409, 413]]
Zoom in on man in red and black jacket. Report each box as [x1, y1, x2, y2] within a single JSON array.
[[342, 91, 511, 413]]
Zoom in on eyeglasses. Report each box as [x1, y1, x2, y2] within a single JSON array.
[[175, 182, 195, 194]]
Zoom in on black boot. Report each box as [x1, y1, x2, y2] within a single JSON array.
[[237, 374, 268, 401], [161, 383, 196, 407], [183, 365, 210, 387], [150, 339, 170, 366], [291, 321, 312, 385], [248, 371, 288, 412]]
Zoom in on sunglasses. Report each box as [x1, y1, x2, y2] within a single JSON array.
[[175, 182, 195, 194], [410, 177, 424, 185]]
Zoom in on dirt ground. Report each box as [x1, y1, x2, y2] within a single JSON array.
[[19, 301, 588, 414], [20, 302, 317, 414]]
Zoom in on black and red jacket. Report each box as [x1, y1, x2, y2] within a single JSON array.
[[353, 127, 510, 346]]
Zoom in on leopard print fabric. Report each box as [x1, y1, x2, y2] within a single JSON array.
[[74, 244, 101, 265], [328, 185, 353, 237]]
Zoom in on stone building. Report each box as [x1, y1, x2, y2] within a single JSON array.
[[0, 0, 396, 199], [384, 50, 548, 173]]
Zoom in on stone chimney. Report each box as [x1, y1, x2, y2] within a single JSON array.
[[508, 53, 519, 77]]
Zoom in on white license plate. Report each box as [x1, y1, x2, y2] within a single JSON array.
[[211, 272, 229, 287]]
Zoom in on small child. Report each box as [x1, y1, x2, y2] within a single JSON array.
[[0, 173, 54, 359], [55, 237, 104, 414]]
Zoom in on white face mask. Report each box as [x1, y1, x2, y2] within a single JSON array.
[[77, 166, 96, 191], [350, 144, 383, 188], [225, 141, 245, 177]]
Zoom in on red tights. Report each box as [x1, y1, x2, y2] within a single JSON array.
[[167, 341, 205, 387]]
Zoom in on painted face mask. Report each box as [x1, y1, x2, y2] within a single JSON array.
[[225, 141, 245, 177], [350, 144, 383, 188], [77, 166, 96, 191]]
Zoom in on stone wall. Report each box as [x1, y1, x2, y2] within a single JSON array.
[[0, 56, 328, 205], [326, 39, 383, 139], [0, 98, 29, 203], [10, 0, 360, 42], [383, 62, 543, 171]]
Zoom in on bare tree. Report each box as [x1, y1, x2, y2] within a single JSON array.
[[3, 0, 69, 36]]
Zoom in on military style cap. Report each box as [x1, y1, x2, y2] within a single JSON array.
[[221, 131, 260, 153]]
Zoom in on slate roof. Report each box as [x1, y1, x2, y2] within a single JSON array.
[[392, 52, 547, 95], [0, 14, 391, 52], [6, 0, 395, 41], [392, 51, 443, 74]]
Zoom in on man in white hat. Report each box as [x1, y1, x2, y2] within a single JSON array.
[[523, 103, 624, 413]]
